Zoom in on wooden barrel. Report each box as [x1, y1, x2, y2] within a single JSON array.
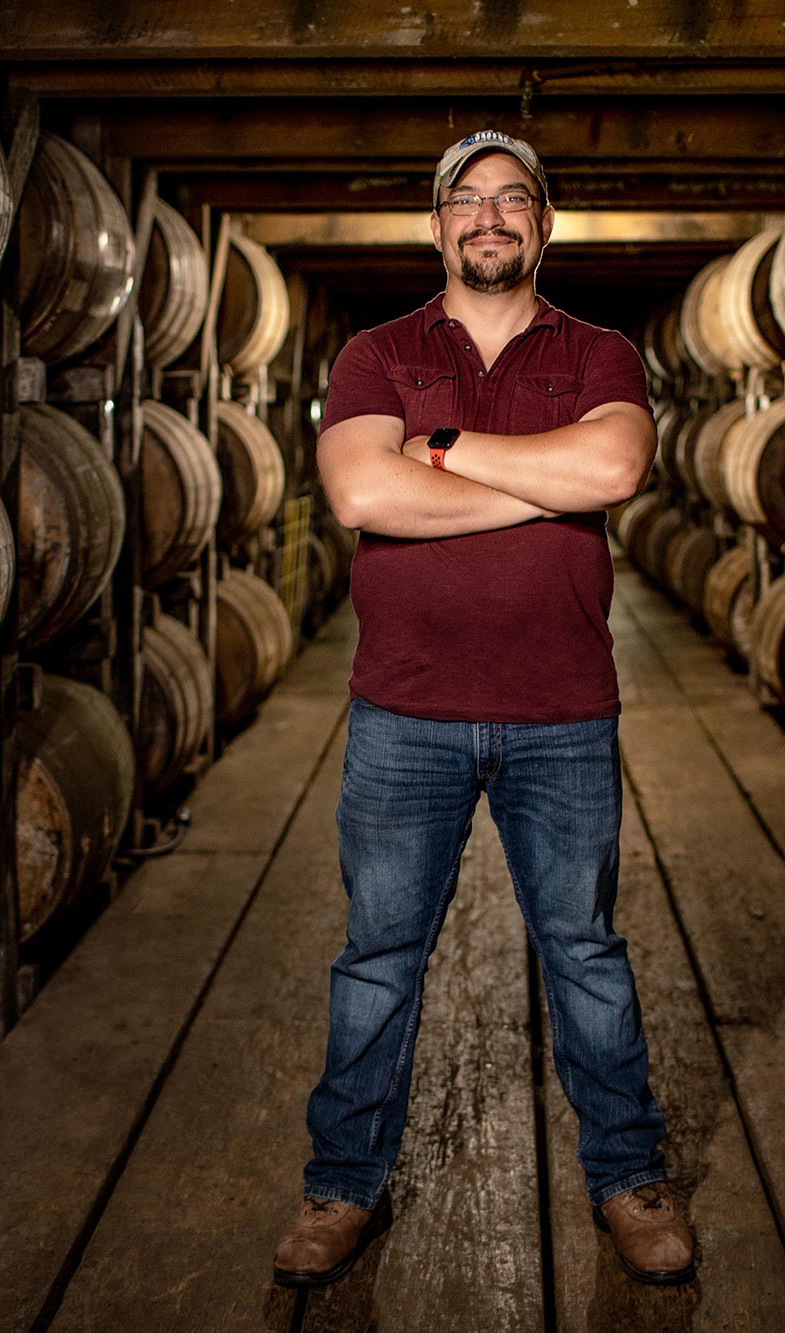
[[615, 491, 662, 569], [722, 397, 785, 539], [19, 404, 126, 647], [654, 402, 692, 485], [769, 230, 785, 343], [142, 400, 222, 588], [680, 255, 743, 377], [216, 401, 285, 545], [140, 615, 213, 792], [703, 545, 753, 657], [0, 141, 12, 268], [643, 297, 685, 381], [640, 506, 685, 587], [18, 133, 135, 364], [16, 674, 135, 941], [216, 233, 290, 375], [319, 513, 356, 592], [673, 404, 716, 495], [0, 497, 15, 629], [138, 199, 209, 368], [666, 525, 721, 616], [751, 576, 785, 702], [720, 228, 785, 370], [692, 399, 747, 510], [215, 570, 293, 725]]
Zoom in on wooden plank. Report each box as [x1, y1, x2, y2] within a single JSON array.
[[614, 571, 785, 856], [545, 776, 785, 1329], [608, 581, 785, 1231], [10, 58, 785, 100], [47, 783, 544, 1330], [200, 212, 230, 386], [97, 99, 785, 165], [245, 211, 779, 250], [0, 603, 356, 1332], [175, 169, 785, 216], [0, 0, 781, 60], [114, 166, 157, 389]]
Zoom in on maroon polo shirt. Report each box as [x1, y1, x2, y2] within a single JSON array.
[[319, 293, 652, 723]]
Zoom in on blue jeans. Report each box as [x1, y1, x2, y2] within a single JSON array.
[[304, 700, 666, 1209]]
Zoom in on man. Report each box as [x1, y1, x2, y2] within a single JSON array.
[[274, 129, 695, 1291]]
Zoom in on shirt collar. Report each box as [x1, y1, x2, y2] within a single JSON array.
[[424, 291, 562, 336]]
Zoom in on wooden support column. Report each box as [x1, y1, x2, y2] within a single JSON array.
[[0, 85, 39, 1036]]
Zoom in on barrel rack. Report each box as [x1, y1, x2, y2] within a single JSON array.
[[0, 91, 351, 1037]]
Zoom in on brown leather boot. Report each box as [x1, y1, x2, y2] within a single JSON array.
[[273, 1189, 393, 1288], [593, 1182, 696, 1286]]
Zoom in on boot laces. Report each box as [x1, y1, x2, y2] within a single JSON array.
[[304, 1196, 340, 1218], [630, 1182, 670, 1214]]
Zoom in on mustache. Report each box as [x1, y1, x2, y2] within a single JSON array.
[[458, 226, 522, 250]]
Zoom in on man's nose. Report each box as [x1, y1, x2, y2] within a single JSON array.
[[475, 195, 504, 224]]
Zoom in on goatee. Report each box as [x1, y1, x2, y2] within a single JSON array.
[[460, 251, 524, 294]]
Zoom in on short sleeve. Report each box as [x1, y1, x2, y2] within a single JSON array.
[[574, 330, 653, 421], [318, 331, 406, 436]]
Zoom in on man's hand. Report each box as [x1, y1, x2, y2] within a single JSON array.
[[401, 435, 432, 465]]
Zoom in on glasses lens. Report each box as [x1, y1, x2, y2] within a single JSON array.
[[449, 195, 479, 215], [497, 191, 533, 212]]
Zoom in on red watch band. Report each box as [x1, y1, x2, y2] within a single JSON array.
[[430, 447, 448, 471]]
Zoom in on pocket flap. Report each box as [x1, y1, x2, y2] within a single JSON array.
[[388, 363, 456, 390], [521, 373, 583, 396]]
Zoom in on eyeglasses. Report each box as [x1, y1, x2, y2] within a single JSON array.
[[438, 189, 538, 216]]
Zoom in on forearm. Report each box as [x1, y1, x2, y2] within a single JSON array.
[[434, 413, 655, 512], [325, 449, 551, 538]]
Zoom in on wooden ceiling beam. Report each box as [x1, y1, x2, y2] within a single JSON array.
[[89, 98, 785, 165], [171, 168, 785, 214], [0, 0, 780, 60], [9, 59, 785, 100]]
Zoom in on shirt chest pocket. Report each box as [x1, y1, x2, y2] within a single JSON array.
[[512, 372, 583, 432], [386, 363, 458, 437]]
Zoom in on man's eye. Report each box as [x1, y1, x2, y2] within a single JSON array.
[[451, 195, 476, 207], [501, 192, 529, 205]]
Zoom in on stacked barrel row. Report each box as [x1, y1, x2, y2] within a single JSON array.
[[7, 134, 301, 944], [617, 226, 785, 707]]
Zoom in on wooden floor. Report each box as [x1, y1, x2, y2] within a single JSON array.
[[2, 565, 785, 1332]]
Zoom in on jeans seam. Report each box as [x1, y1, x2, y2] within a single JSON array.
[[493, 820, 575, 1106], [367, 819, 473, 1158]]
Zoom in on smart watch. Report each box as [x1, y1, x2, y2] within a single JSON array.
[[427, 427, 461, 471]]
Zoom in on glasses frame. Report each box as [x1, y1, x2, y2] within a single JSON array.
[[437, 189, 540, 216]]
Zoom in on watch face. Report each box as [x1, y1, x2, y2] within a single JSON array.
[[429, 427, 460, 449]]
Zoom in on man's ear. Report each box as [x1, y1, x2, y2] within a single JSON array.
[[430, 209, 443, 253], [541, 205, 555, 247]]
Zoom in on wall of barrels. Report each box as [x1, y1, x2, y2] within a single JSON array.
[[614, 226, 785, 710], [0, 123, 353, 1030]]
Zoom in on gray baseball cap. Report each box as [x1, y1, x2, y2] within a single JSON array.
[[433, 130, 549, 208]]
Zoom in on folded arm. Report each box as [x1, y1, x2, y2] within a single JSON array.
[[317, 413, 558, 539], [402, 402, 657, 512]]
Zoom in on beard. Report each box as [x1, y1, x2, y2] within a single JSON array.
[[458, 228, 525, 294]]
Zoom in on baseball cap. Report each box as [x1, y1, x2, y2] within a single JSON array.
[[433, 130, 549, 208]]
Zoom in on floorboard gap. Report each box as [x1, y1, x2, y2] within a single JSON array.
[[528, 936, 558, 1333]]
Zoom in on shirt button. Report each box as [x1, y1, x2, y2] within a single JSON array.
[[478, 369, 485, 377], [547, 384, 554, 392], [463, 343, 472, 351], [416, 378, 423, 386], [448, 320, 456, 327]]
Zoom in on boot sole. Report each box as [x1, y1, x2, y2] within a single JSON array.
[[592, 1205, 696, 1287], [274, 1192, 393, 1289]]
